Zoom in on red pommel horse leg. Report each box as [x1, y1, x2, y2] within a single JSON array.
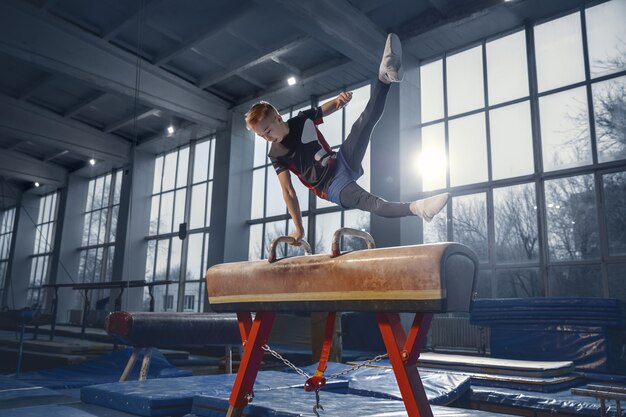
[[206, 230, 478, 417], [225, 310, 433, 417]]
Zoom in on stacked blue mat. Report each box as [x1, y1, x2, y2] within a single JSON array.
[[470, 298, 626, 373], [11, 348, 191, 389], [80, 365, 471, 416]]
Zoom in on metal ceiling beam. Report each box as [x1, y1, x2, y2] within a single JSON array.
[[235, 57, 352, 110], [104, 109, 160, 133], [0, 1, 229, 128], [102, 0, 166, 41], [0, 149, 67, 187], [198, 36, 308, 89], [18, 73, 54, 101], [64, 91, 108, 118], [43, 149, 69, 163], [154, 6, 256, 66], [257, 0, 386, 69], [0, 93, 130, 163]]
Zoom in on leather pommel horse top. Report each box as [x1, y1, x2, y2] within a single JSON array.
[[206, 242, 478, 314]]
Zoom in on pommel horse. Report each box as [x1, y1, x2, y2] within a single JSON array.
[[206, 228, 478, 417]]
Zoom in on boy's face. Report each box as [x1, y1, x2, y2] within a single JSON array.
[[251, 113, 288, 143]]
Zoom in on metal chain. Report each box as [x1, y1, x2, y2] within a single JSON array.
[[326, 353, 389, 380], [262, 344, 310, 379], [262, 344, 388, 381]]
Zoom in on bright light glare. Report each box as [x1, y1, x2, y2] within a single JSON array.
[[167, 125, 175, 135], [415, 149, 447, 190], [89, 158, 96, 166], [34, 181, 40, 187], [287, 76, 296, 86]]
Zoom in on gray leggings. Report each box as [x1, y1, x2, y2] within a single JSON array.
[[337, 80, 412, 218]]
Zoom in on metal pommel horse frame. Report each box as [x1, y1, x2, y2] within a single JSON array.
[[206, 228, 478, 417]]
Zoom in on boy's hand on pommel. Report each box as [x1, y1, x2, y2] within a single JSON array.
[[336, 91, 353, 109], [289, 229, 304, 246]]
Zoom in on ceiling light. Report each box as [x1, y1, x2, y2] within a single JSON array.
[[167, 125, 175, 135], [34, 181, 40, 187], [287, 76, 296, 86], [89, 158, 96, 166]]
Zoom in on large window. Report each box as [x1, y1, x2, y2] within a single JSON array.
[[146, 138, 215, 312], [27, 192, 59, 307], [0, 207, 16, 306], [248, 84, 372, 259], [419, 0, 626, 300], [73, 170, 122, 311]]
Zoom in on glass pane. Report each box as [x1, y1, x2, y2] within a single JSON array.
[[317, 98, 342, 147], [105, 246, 114, 282], [608, 263, 626, 302], [345, 84, 371, 135], [248, 224, 263, 260], [495, 268, 543, 298], [173, 189, 186, 232], [94, 247, 103, 282], [93, 176, 104, 210], [98, 208, 108, 244], [486, 30, 529, 105], [190, 184, 206, 230], [449, 113, 488, 186], [109, 205, 118, 243], [545, 174, 599, 260], [540, 87, 591, 171], [603, 171, 626, 255], [149, 195, 160, 236], [82, 212, 91, 246], [420, 60, 444, 123], [494, 183, 538, 262], [593, 75, 626, 163], [193, 141, 210, 183], [586, 0, 626, 78], [490, 101, 534, 179], [266, 169, 285, 217], [343, 210, 371, 252], [155, 239, 170, 281], [169, 237, 182, 281], [152, 156, 163, 194], [253, 135, 267, 167], [205, 182, 212, 227], [186, 233, 203, 281], [264, 220, 287, 260], [315, 212, 341, 254], [162, 151, 177, 192], [446, 45, 484, 116], [145, 240, 156, 281], [534, 12, 585, 92], [452, 193, 488, 261], [103, 174, 111, 208], [548, 265, 602, 297], [86, 178, 95, 211], [419, 123, 447, 191], [251, 168, 265, 219], [159, 191, 174, 234], [208, 139, 216, 181], [176, 147, 189, 188], [113, 170, 122, 205], [423, 213, 447, 244]]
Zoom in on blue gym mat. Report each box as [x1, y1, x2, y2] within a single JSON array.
[[289, 362, 470, 405], [192, 388, 512, 417], [11, 348, 190, 389], [470, 385, 625, 417], [81, 371, 348, 417]]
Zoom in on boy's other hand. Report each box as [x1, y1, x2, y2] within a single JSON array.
[[336, 91, 353, 108]]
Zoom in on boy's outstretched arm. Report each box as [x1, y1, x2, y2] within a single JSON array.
[[320, 91, 353, 117], [277, 170, 305, 244]]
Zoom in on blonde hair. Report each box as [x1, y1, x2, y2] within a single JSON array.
[[245, 101, 279, 130]]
